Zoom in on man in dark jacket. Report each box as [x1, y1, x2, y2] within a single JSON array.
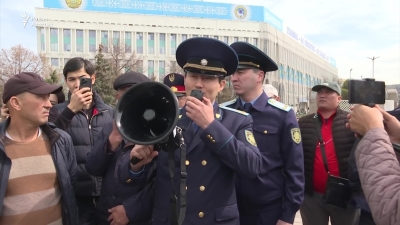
[[0, 72, 78, 225], [86, 71, 154, 225], [49, 57, 113, 224]]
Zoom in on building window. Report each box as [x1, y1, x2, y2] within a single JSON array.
[[51, 58, 59, 66], [64, 58, 70, 66], [50, 28, 58, 51], [159, 60, 165, 76], [213, 36, 218, 40], [40, 28, 45, 51], [148, 60, 154, 78], [63, 29, 70, 52], [125, 32, 132, 53], [233, 37, 238, 43], [136, 32, 143, 54], [192, 35, 198, 37], [159, 33, 165, 54], [203, 35, 209, 38], [170, 34, 176, 55], [137, 60, 143, 73], [89, 59, 95, 64], [76, 29, 83, 52], [89, 30, 96, 52], [253, 38, 258, 47], [223, 36, 228, 44], [182, 34, 187, 41], [148, 33, 154, 54], [243, 37, 248, 43], [113, 31, 120, 49], [101, 31, 108, 52]]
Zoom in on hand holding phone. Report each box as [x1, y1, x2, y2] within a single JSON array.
[[67, 78, 93, 113], [79, 77, 92, 92]]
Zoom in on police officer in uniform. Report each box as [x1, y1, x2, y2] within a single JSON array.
[[118, 37, 262, 225], [221, 42, 305, 225], [163, 73, 186, 108]]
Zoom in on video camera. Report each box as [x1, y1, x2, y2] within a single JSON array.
[[348, 78, 386, 106]]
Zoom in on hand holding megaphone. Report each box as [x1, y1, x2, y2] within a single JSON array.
[[129, 145, 158, 172]]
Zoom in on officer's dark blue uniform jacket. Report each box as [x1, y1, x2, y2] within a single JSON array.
[[221, 92, 305, 223], [118, 103, 262, 225]]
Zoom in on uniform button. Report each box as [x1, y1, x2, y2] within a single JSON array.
[[199, 212, 204, 218], [186, 186, 187, 190], [212, 140, 216, 143], [200, 186, 205, 191], [201, 160, 207, 166], [126, 179, 132, 183], [185, 160, 190, 166], [264, 130, 268, 134], [207, 135, 211, 138]]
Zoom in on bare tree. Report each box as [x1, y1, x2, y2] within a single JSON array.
[[166, 60, 184, 75], [0, 45, 52, 84], [104, 39, 143, 76]]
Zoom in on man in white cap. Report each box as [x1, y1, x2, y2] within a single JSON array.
[[262, 84, 280, 101]]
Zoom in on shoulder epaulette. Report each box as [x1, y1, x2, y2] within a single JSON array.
[[219, 98, 237, 107], [268, 99, 291, 112], [219, 106, 249, 116]]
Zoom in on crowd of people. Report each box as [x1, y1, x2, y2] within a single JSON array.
[[0, 37, 399, 225]]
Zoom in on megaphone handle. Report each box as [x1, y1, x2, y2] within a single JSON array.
[[130, 157, 142, 165]]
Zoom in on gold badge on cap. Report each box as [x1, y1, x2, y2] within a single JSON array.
[[200, 59, 208, 66], [291, 128, 301, 144], [245, 130, 257, 146], [169, 74, 175, 82], [171, 86, 178, 92]]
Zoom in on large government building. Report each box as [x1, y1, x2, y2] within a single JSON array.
[[35, 0, 338, 106]]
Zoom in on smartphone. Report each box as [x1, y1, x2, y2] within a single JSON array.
[[348, 79, 385, 105], [190, 89, 203, 101], [79, 77, 92, 92]]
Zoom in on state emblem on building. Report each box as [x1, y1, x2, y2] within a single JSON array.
[[62, 0, 86, 9]]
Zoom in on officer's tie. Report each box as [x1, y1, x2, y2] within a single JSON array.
[[243, 103, 252, 112]]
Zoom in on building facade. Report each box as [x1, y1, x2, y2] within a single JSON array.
[[35, 0, 338, 106]]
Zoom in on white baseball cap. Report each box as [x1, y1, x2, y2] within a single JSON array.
[[262, 84, 278, 97]]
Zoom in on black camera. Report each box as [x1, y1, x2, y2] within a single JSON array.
[[348, 78, 385, 106]]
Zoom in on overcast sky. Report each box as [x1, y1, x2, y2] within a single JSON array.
[[1, 0, 399, 84]]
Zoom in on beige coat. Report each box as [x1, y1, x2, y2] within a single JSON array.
[[355, 128, 400, 225]]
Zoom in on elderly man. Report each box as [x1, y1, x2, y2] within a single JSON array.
[[262, 84, 280, 101]]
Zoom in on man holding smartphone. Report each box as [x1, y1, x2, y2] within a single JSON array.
[[118, 37, 262, 225], [49, 57, 114, 225]]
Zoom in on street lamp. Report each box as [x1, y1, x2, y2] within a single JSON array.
[[367, 56, 380, 78]]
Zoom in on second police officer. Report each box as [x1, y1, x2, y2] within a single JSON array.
[[118, 37, 262, 225], [163, 73, 187, 109], [221, 42, 305, 225]]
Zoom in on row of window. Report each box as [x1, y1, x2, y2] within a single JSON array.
[[278, 64, 322, 87], [43, 28, 259, 54], [52, 57, 321, 87]]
